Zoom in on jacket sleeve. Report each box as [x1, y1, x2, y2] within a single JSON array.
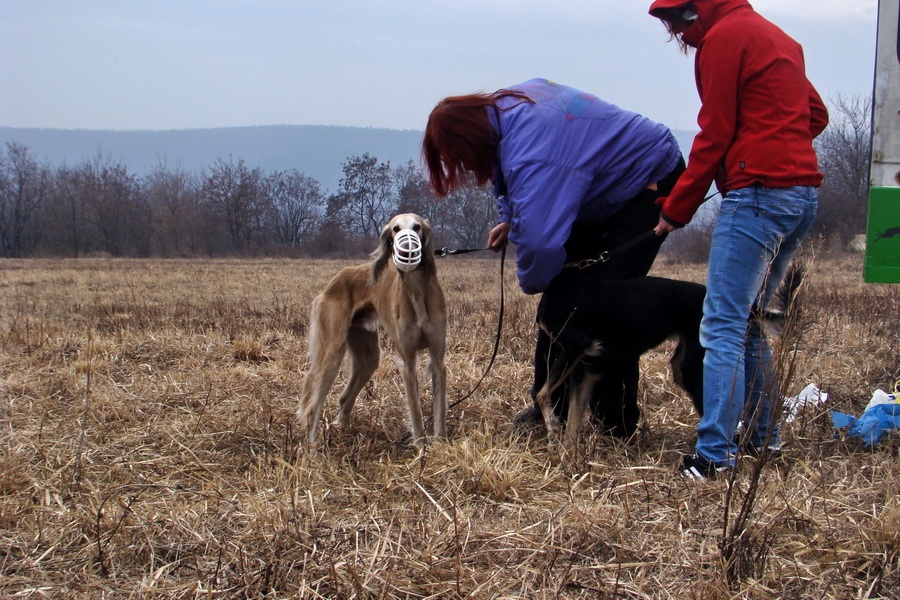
[[659, 38, 741, 226], [496, 194, 513, 223], [807, 81, 829, 139], [505, 161, 592, 294]]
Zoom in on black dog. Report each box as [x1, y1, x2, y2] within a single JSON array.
[[534, 265, 802, 448], [533, 269, 706, 447]]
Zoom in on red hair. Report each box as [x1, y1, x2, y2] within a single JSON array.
[[422, 90, 532, 197]]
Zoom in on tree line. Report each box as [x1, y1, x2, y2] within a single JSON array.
[[0, 148, 497, 259], [0, 96, 870, 260]]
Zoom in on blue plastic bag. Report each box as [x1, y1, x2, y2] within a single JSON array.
[[831, 389, 900, 446]]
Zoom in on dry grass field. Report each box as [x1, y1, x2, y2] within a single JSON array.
[[1, 253, 898, 598]]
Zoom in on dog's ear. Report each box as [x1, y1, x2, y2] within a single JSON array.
[[370, 220, 394, 283], [418, 217, 437, 277]]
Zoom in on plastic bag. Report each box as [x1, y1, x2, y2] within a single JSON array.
[[831, 388, 900, 446], [783, 383, 828, 424]]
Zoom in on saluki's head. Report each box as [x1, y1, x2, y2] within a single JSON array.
[[371, 213, 435, 281]]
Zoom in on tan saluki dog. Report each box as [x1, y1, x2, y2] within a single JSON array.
[[297, 214, 448, 445]]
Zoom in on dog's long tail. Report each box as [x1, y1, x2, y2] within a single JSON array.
[[752, 263, 805, 337]]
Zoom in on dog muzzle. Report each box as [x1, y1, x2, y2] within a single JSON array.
[[392, 229, 422, 272]]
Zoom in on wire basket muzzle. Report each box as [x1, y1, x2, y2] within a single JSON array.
[[392, 229, 423, 272]]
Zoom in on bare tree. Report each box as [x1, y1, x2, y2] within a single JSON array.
[[392, 160, 451, 246], [86, 155, 142, 256], [814, 94, 872, 248], [327, 153, 395, 248], [264, 169, 323, 249], [44, 165, 88, 257], [443, 183, 496, 249], [202, 157, 267, 253], [0, 143, 50, 257], [144, 163, 204, 256], [394, 160, 434, 217], [39, 156, 141, 257]]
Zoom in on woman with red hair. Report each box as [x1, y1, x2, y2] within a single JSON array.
[[423, 78, 684, 437]]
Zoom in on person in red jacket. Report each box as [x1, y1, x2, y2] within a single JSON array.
[[648, 0, 828, 480]]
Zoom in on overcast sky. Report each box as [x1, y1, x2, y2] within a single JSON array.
[[0, 1, 878, 133]]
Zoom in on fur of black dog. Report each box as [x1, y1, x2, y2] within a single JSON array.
[[533, 266, 801, 449], [534, 269, 705, 447]]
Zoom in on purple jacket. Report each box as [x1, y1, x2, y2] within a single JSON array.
[[490, 79, 680, 294]]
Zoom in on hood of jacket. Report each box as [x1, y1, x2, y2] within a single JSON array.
[[648, 0, 752, 47]]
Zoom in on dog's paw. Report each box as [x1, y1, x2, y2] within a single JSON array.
[[545, 421, 563, 446]]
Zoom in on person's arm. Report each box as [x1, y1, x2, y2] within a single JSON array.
[[807, 81, 829, 139], [496, 193, 513, 224], [489, 190, 513, 250], [505, 162, 591, 294], [658, 37, 742, 226]]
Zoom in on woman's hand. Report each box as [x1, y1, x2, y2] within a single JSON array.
[[487, 222, 511, 250], [654, 216, 678, 237]]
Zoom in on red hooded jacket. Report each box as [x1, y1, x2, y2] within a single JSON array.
[[648, 0, 829, 226]]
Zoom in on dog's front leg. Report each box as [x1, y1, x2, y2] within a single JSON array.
[[535, 347, 584, 445], [564, 371, 598, 451], [398, 355, 426, 445], [564, 389, 584, 451], [429, 355, 448, 438], [535, 386, 562, 443]]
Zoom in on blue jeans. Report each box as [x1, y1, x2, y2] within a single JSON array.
[[696, 185, 817, 466]]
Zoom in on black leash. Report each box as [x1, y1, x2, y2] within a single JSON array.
[[435, 245, 506, 410], [435, 246, 493, 257], [566, 190, 722, 271], [565, 230, 658, 270]]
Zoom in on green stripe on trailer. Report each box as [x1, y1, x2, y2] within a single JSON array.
[[865, 186, 900, 283]]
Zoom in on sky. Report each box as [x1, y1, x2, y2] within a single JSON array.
[[0, 1, 879, 134]]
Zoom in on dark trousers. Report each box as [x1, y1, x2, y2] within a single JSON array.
[[530, 157, 686, 437]]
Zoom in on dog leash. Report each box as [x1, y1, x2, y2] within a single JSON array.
[[435, 246, 506, 410], [565, 230, 658, 270], [435, 246, 493, 256], [566, 191, 723, 270]]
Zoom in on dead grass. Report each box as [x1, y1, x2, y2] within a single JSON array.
[[0, 254, 898, 598]]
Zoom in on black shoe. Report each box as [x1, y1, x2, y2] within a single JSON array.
[[678, 454, 732, 481], [513, 404, 545, 429]]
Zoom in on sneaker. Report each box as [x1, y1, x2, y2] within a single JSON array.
[[678, 454, 732, 481]]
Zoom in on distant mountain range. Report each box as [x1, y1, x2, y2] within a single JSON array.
[[0, 125, 698, 193]]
